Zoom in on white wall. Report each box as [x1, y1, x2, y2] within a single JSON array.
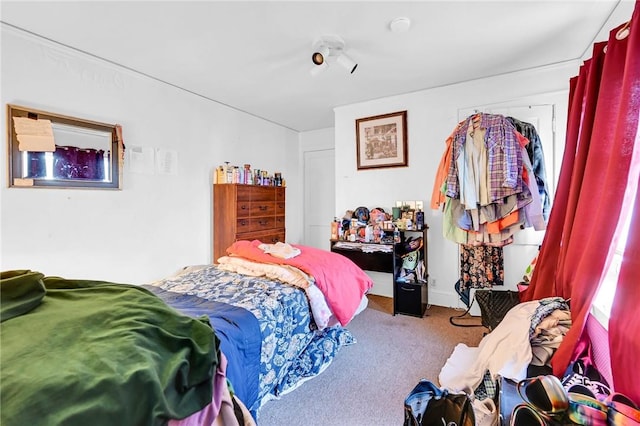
[[0, 26, 301, 284], [299, 127, 334, 152], [333, 62, 577, 306], [0, 18, 612, 303]]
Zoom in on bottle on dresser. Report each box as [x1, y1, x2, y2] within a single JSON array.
[[393, 226, 401, 243]]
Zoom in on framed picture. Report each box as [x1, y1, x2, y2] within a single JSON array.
[[401, 208, 414, 220], [356, 110, 408, 170]]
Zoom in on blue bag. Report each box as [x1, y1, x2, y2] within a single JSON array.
[[403, 379, 475, 426]]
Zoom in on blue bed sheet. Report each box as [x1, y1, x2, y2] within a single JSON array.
[[143, 285, 261, 417]]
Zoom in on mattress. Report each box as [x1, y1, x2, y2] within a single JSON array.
[[146, 264, 356, 415]]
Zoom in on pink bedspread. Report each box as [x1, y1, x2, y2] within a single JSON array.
[[226, 240, 373, 326]]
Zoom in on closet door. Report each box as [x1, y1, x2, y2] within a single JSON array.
[[303, 148, 335, 250], [457, 104, 555, 288]]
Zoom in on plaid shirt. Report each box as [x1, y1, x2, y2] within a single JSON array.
[[446, 113, 523, 203]]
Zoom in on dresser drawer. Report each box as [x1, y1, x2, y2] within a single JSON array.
[[249, 186, 274, 201], [275, 215, 285, 228], [260, 231, 285, 244], [236, 201, 251, 218], [236, 216, 278, 233], [236, 217, 252, 233], [250, 201, 275, 216], [236, 229, 285, 245], [248, 216, 276, 232], [236, 186, 252, 201]]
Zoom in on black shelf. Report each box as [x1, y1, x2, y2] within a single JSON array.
[[392, 228, 428, 317], [394, 280, 427, 318], [329, 226, 428, 317]]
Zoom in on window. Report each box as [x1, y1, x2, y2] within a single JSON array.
[[7, 104, 122, 189], [592, 184, 637, 329]]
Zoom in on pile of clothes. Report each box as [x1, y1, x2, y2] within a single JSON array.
[[439, 297, 571, 394], [438, 298, 571, 425]]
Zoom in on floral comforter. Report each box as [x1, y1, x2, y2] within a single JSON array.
[[148, 265, 355, 414]]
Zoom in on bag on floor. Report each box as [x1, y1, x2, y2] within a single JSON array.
[[474, 289, 520, 331], [403, 379, 475, 426]]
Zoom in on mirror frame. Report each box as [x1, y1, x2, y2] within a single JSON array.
[[7, 104, 122, 189]]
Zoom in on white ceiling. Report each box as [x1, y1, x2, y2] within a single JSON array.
[[1, 1, 635, 132]]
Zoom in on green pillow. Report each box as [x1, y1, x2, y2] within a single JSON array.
[[1, 270, 46, 322]]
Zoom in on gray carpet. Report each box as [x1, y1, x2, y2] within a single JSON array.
[[257, 297, 484, 426]]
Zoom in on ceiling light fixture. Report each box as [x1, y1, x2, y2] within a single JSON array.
[[389, 17, 411, 33], [337, 53, 358, 74], [310, 61, 329, 76], [311, 45, 330, 66], [310, 35, 358, 76]]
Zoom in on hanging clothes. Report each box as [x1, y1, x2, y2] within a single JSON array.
[[433, 112, 545, 248], [432, 112, 548, 291], [506, 116, 551, 221], [520, 143, 547, 231], [446, 113, 523, 204], [459, 245, 504, 291], [431, 122, 463, 210]]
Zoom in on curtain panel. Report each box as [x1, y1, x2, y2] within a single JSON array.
[[522, 0, 640, 396]]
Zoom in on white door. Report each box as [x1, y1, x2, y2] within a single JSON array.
[[303, 149, 335, 250]]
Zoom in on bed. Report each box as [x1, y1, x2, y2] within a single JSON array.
[[0, 241, 373, 425], [146, 240, 374, 419], [0, 270, 221, 426]]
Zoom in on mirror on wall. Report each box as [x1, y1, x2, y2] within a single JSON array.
[[7, 104, 122, 189]]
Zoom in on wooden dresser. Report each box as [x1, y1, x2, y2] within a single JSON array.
[[213, 184, 286, 262]]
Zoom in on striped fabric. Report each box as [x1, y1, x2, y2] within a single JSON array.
[[446, 113, 523, 204]]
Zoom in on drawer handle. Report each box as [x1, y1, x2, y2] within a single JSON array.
[[400, 286, 415, 291], [240, 220, 248, 226], [258, 205, 267, 211], [241, 205, 247, 210], [258, 220, 268, 226]]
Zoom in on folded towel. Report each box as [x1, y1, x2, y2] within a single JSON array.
[[258, 242, 301, 259]]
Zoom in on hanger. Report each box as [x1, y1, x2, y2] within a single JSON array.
[[470, 112, 482, 131]]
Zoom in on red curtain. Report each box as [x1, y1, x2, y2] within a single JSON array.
[[522, 0, 640, 383], [610, 174, 640, 402]]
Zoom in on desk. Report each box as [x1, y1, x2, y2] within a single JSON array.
[[330, 227, 428, 317], [329, 241, 394, 273]]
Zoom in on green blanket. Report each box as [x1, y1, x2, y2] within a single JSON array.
[[0, 270, 219, 426]]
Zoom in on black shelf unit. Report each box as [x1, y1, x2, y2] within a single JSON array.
[[329, 226, 428, 317], [393, 228, 429, 317]]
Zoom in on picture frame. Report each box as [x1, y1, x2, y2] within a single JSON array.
[[355, 110, 408, 170], [402, 209, 415, 221]]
